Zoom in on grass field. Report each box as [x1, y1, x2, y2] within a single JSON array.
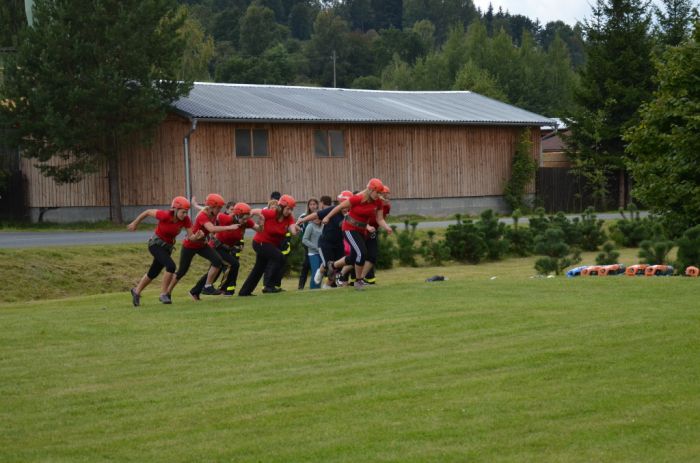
[[1, 248, 699, 462]]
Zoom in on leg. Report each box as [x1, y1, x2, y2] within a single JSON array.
[[198, 247, 225, 295], [169, 247, 197, 295], [298, 249, 310, 289], [238, 241, 268, 296], [263, 244, 285, 290], [308, 254, 321, 289], [217, 249, 240, 294], [365, 233, 378, 283]]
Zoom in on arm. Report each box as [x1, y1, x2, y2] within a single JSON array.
[[191, 196, 206, 212], [184, 225, 202, 241], [287, 222, 299, 236], [297, 212, 319, 225], [376, 209, 393, 235], [203, 221, 239, 234], [301, 225, 316, 250], [321, 200, 350, 225], [127, 209, 157, 231]]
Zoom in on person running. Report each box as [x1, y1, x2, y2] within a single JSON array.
[[127, 196, 200, 306], [297, 197, 319, 289], [166, 193, 241, 301], [298, 190, 352, 289], [238, 194, 299, 296], [365, 185, 391, 284], [322, 179, 393, 290], [190, 202, 260, 297]]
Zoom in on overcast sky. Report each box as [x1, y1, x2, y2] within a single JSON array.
[[471, 0, 669, 26]]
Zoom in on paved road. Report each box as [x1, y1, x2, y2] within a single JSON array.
[[0, 212, 643, 249]]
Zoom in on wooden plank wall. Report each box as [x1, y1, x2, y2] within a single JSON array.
[[24, 120, 540, 207]]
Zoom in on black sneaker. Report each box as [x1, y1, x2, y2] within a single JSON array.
[[222, 290, 235, 297], [189, 291, 201, 301], [159, 293, 172, 304], [262, 287, 282, 294], [238, 293, 256, 297], [130, 288, 140, 307], [201, 286, 222, 296]]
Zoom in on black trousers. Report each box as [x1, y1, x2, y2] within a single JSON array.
[[298, 248, 310, 289], [175, 246, 223, 282], [191, 246, 240, 294], [365, 232, 379, 280], [343, 230, 368, 266], [146, 244, 176, 279], [239, 241, 284, 295], [319, 241, 345, 272]]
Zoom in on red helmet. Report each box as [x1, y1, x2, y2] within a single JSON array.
[[205, 193, 225, 208], [278, 194, 296, 209], [381, 185, 390, 194], [337, 190, 353, 201], [367, 178, 384, 192], [171, 196, 191, 210], [233, 202, 251, 216]]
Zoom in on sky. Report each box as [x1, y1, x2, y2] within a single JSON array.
[[471, 0, 666, 26]]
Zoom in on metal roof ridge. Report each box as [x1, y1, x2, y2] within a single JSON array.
[[191, 82, 474, 94]]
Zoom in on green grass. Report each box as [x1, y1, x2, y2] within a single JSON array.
[[1, 253, 699, 461]]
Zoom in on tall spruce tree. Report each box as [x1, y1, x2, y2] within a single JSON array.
[[0, 0, 192, 223], [566, 0, 655, 209], [625, 19, 700, 235], [654, 0, 696, 46]]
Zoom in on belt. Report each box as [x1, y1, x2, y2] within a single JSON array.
[[212, 237, 242, 255], [344, 216, 367, 228], [149, 235, 174, 251]]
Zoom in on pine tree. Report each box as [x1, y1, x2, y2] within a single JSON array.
[[654, 0, 696, 46], [0, 0, 191, 223], [567, 0, 655, 210]]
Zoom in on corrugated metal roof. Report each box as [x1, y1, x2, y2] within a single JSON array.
[[173, 83, 554, 126]]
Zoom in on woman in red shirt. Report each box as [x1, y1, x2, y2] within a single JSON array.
[[322, 179, 393, 290], [190, 202, 261, 296], [167, 193, 242, 301], [238, 194, 299, 296], [365, 185, 391, 284], [127, 196, 199, 306]]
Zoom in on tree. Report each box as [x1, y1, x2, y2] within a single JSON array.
[[0, 0, 192, 223], [567, 0, 655, 209], [0, 0, 26, 47], [306, 11, 350, 86], [654, 0, 696, 46], [624, 20, 700, 234], [177, 13, 215, 81], [453, 60, 507, 101], [239, 3, 286, 56]]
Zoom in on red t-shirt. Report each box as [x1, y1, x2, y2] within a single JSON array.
[[153, 210, 192, 244], [368, 203, 391, 227], [183, 211, 215, 249], [212, 213, 256, 247], [342, 194, 383, 234], [253, 208, 294, 246]]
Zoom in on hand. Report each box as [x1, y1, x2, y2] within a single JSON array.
[[230, 224, 240, 230], [194, 230, 205, 240], [127, 222, 137, 232], [321, 217, 329, 225], [366, 225, 376, 234], [384, 226, 393, 235]]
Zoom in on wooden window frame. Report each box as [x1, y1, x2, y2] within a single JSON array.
[[235, 128, 269, 158], [314, 129, 345, 158]]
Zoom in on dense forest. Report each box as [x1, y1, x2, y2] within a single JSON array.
[[172, 0, 585, 118]]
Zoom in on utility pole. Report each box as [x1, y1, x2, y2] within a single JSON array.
[[332, 50, 336, 88]]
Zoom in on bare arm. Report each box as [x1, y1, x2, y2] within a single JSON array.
[[127, 209, 157, 231], [203, 221, 239, 234], [297, 212, 319, 225], [376, 209, 393, 234], [321, 200, 350, 225], [287, 222, 299, 236]]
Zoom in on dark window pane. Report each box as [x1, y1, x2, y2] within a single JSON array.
[[329, 130, 344, 157], [253, 129, 268, 156], [235, 129, 251, 157], [314, 130, 329, 157]]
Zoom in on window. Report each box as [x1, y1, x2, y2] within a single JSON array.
[[236, 128, 269, 157], [314, 130, 345, 157]]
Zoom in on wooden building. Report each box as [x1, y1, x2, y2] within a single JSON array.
[[22, 84, 552, 221]]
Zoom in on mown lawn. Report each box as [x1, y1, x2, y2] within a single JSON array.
[[1, 256, 699, 462]]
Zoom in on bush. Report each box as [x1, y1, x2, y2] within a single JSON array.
[[638, 224, 673, 265], [675, 225, 700, 270], [503, 128, 537, 212], [596, 241, 620, 265], [609, 204, 658, 247], [528, 207, 550, 236], [395, 221, 419, 267], [505, 209, 534, 256], [420, 230, 451, 266], [534, 228, 582, 275], [475, 209, 509, 260], [445, 217, 488, 264], [578, 207, 607, 251], [375, 229, 396, 270], [283, 235, 305, 276]]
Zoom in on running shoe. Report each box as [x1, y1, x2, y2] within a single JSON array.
[[313, 268, 323, 285], [201, 286, 222, 296], [189, 290, 201, 301], [159, 293, 172, 304], [222, 290, 235, 297], [130, 288, 140, 307], [354, 279, 368, 290], [262, 287, 282, 293], [335, 273, 347, 287]]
